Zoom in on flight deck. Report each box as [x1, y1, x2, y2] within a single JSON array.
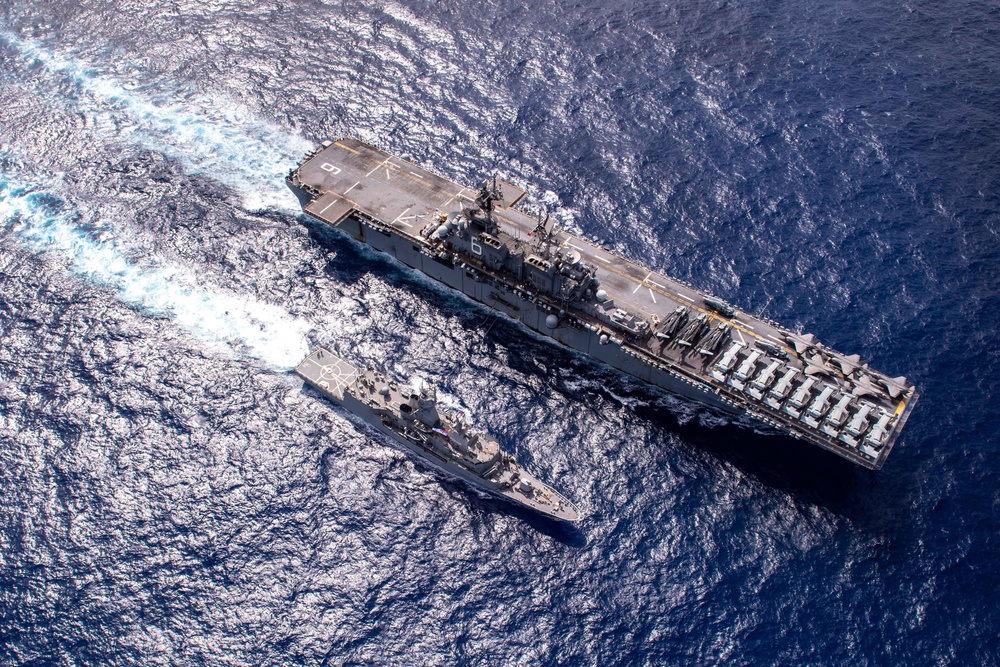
[[288, 138, 918, 469]]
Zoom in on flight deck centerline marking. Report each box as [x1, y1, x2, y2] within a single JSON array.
[[766, 334, 784, 343], [344, 181, 360, 194], [678, 293, 695, 302]]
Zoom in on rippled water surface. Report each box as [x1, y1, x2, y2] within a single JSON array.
[[1, 1, 998, 665]]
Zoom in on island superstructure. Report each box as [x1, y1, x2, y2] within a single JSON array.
[[287, 138, 918, 470], [296, 347, 580, 522]]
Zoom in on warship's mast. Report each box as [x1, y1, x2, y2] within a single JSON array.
[[471, 176, 504, 234]]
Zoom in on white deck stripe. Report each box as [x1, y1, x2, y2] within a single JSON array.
[[366, 156, 392, 177], [318, 197, 340, 215], [391, 207, 411, 226]]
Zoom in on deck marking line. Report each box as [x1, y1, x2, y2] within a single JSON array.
[[344, 181, 360, 194], [391, 207, 411, 223], [333, 141, 362, 155], [440, 188, 466, 209], [366, 156, 393, 177], [318, 197, 343, 215], [382, 162, 429, 186]]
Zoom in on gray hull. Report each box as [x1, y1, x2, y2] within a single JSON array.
[[287, 139, 918, 470], [295, 348, 580, 522]]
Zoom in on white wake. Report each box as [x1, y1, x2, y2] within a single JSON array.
[[0, 180, 310, 370], [1, 34, 314, 211]]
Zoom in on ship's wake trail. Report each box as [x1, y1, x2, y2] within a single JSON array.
[[0, 34, 312, 211], [0, 180, 310, 370]]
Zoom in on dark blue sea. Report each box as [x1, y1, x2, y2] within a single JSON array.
[[0, 1, 997, 665]]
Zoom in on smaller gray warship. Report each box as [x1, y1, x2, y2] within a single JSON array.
[[295, 347, 580, 523]]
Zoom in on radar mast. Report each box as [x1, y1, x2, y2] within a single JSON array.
[[471, 176, 504, 234]]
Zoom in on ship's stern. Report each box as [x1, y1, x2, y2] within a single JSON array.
[[286, 171, 314, 209]]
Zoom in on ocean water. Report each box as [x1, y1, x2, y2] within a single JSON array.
[[0, 1, 997, 665]]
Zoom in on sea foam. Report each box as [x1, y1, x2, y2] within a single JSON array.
[[0, 180, 310, 370], [0, 33, 313, 211]]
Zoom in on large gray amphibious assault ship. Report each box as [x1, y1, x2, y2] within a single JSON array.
[[288, 139, 918, 470], [296, 347, 580, 522]]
